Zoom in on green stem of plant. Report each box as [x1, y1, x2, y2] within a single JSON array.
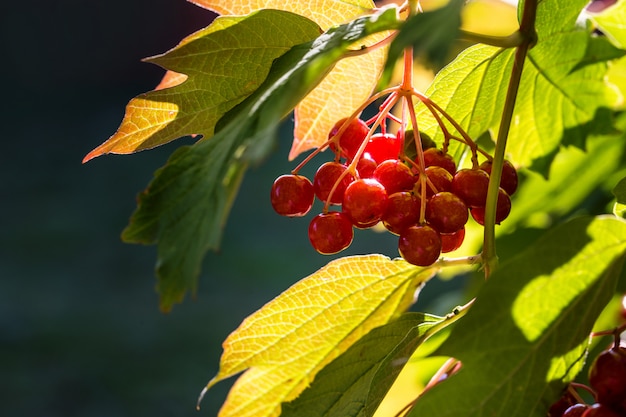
[[482, 0, 538, 279], [459, 30, 524, 49]]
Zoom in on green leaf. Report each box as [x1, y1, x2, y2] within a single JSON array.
[[613, 174, 626, 218], [406, 216, 626, 417], [120, 8, 401, 311], [378, 0, 463, 87], [83, 10, 321, 161], [415, 0, 623, 175], [612, 175, 626, 204], [280, 312, 450, 417], [587, 0, 626, 49], [499, 128, 626, 233], [202, 255, 434, 417]]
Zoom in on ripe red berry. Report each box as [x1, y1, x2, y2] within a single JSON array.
[[549, 391, 580, 417], [441, 227, 465, 253], [342, 178, 388, 228], [363, 133, 402, 164], [423, 165, 453, 197], [425, 191, 469, 234], [451, 168, 490, 207], [421, 148, 456, 175], [356, 155, 377, 178], [374, 159, 416, 195], [588, 345, 626, 410], [470, 188, 512, 225], [581, 403, 622, 417], [308, 212, 354, 254], [562, 404, 589, 417], [479, 159, 519, 196], [313, 161, 355, 205], [382, 191, 421, 235], [270, 174, 315, 217], [398, 225, 442, 266], [328, 117, 370, 161]]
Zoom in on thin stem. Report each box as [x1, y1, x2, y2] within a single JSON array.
[[482, 0, 538, 278], [459, 30, 524, 48]]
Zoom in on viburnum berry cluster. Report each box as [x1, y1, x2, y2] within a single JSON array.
[[270, 86, 518, 267], [548, 323, 626, 417]]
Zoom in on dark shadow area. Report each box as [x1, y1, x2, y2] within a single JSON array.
[[0, 2, 421, 416]]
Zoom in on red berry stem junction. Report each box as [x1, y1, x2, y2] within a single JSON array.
[[270, 6, 520, 268]]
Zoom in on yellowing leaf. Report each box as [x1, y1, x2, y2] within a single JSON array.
[[202, 254, 434, 417], [188, 0, 390, 161], [188, 0, 374, 30], [290, 39, 389, 160], [83, 10, 321, 162]]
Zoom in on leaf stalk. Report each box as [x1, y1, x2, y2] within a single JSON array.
[[482, 0, 538, 278]]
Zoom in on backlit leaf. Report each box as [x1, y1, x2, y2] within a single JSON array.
[[187, 0, 373, 30], [587, 0, 626, 49], [415, 0, 624, 174], [83, 10, 321, 162], [281, 312, 456, 417], [120, 9, 401, 311], [406, 216, 626, 417], [203, 255, 435, 417], [185, 0, 390, 161]]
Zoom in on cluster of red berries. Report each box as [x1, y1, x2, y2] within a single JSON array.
[[270, 116, 518, 266], [549, 327, 626, 417]]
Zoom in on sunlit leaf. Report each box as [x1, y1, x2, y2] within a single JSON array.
[[187, 0, 373, 30], [587, 0, 626, 49], [203, 255, 434, 417], [184, 0, 391, 161], [83, 10, 321, 162], [289, 33, 389, 160], [280, 312, 449, 417], [120, 9, 401, 311], [415, 0, 624, 174], [406, 216, 626, 417]]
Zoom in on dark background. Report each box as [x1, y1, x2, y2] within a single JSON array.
[[0, 1, 462, 416]]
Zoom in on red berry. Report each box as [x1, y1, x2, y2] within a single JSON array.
[[270, 174, 314, 217], [364, 133, 402, 164], [582, 403, 622, 417], [356, 155, 377, 178], [588, 345, 626, 410], [382, 191, 421, 235], [548, 390, 579, 417], [342, 179, 388, 228], [479, 159, 519, 196], [374, 159, 416, 195], [328, 117, 370, 161], [425, 192, 469, 234], [421, 148, 456, 175], [451, 168, 490, 207], [313, 161, 355, 205], [308, 212, 354, 254], [562, 404, 589, 417], [423, 165, 453, 197], [441, 227, 465, 253], [398, 225, 442, 267], [470, 188, 511, 225]]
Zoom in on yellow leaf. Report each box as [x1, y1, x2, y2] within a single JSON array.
[[290, 39, 388, 160], [188, 0, 390, 161], [203, 254, 434, 417], [188, 0, 374, 30]]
